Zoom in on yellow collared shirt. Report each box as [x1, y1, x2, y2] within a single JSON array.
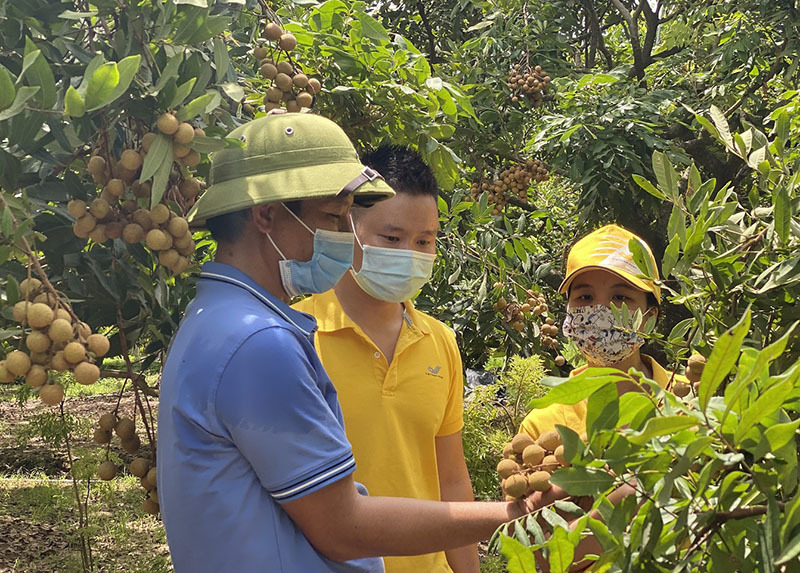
[[293, 289, 464, 573], [520, 355, 687, 439]]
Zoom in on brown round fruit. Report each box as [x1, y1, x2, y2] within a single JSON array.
[[40, 383, 64, 406], [150, 203, 170, 225], [143, 498, 160, 515], [115, 417, 136, 440], [167, 217, 189, 238], [253, 46, 268, 60], [527, 471, 552, 492], [67, 199, 87, 218], [146, 467, 157, 488], [25, 365, 48, 388], [63, 341, 86, 364], [130, 457, 150, 478], [146, 229, 170, 251], [554, 355, 566, 367], [179, 178, 202, 199], [87, 334, 110, 357], [502, 442, 516, 459], [159, 249, 180, 268], [511, 432, 535, 454], [120, 149, 143, 170], [27, 303, 55, 329], [554, 445, 569, 466], [182, 150, 201, 167], [296, 91, 313, 108], [522, 444, 545, 467], [503, 474, 528, 498], [0, 362, 13, 383], [535, 429, 562, 452], [98, 461, 117, 481], [278, 33, 297, 51], [122, 223, 145, 244], [13, 301, 29, 323], [87, 155, 106, 175], [99, 413, 117, 431], [540, 455, 559, 473], [157, 113, 179, 135], [50, 351, 69, 372], [6, 350, 32, 376], [260, 62, 278, 79], [274, 73, 292, 92], [173, 122, 195, 145], [673, 381, 691, 398], [26, 330, 51, 353], [74, 361, 100, 385], [93, 427, 112, 444], [122, 434, 141, 454], [307, 78, 322, 94], [265, 22, 283, 42], [497, 458, 521, 479], [47, 318, 74, 344]]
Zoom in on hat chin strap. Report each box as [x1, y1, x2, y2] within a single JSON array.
[[337, 166, 384, 196]]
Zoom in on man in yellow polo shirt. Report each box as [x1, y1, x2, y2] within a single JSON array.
[[521, 224, 687, 440], [294, 146, 478, 572]]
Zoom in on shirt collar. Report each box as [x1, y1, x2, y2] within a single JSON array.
[[309, 289, 430, 335], [198, 261, 318, 337]]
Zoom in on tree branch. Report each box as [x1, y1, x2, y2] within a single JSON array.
[[416, 1, 438, 64]]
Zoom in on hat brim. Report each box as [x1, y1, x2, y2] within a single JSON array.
[[559, 266, 661, 303], [186, 161, 395, 227]]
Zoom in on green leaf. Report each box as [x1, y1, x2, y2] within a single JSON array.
[[356, 10, 390, 43], [555, 424, 584, 463], [0, 66, 15, 111], [548, 526, 574, 573], [219, 82, 244, 102], [22, 39, 56, 109], [177, 91, 219, 121], [709, 105, 733, 147], [529, 368, 627, 409], [139, 134, 171, 182], [151, 139, 174, 208], [628, 237, 656, 279], [734, 378, 795, 443], [763, 419, 800, 453], [632, 174, 666, 201], [154, 53, 183, 93], [652, 150, 678, 201], [586, 383, 619, 437], [0, 86, 39, 121], [773, 184, 790, 245], [5, 274, 19, 305], [64, 85, 85, 117], [550, 466, 615, 496], [776, 532, 800, 565], [213, 37, 230, 83], [699, 309, 751, 412], [662, 234, 680, 277], [577, 73, 618, 88], [169, 77, 197, 108], [176, 0, 208, 6], [499, 535, 538, 573], [627, 416, 698, 445], [189, 136, 228, 153], [105, 54, 142, 105], [84, 62, 120, 111]]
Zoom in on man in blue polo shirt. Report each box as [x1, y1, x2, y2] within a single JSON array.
[[158, 112, 566, 572]]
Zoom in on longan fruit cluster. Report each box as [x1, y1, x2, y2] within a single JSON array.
[[93, 412, 159, 514], [254, 21, 321, 113], [507, 64, 551, 107], [673, 354, 706, 397], [71, 131, 199, 275], [491, 288, 559, 349], [497, 430, 569, 500], [470, 160, 549, 215], [0, 278, 109, 405], [540, 317, 560, 349]]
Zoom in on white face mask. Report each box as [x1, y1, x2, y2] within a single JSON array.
[[562, 304, 645, 366], [349, 214, 436, 303]]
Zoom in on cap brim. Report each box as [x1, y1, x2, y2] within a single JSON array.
[[186, 161, 395, 227], [559, 266, 661, 303]]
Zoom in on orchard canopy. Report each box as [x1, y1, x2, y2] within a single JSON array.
[[1, 0, 800, 571]]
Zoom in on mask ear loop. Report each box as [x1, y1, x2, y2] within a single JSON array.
[[348, 213, 365, 250], [266, 233, 287, 260]]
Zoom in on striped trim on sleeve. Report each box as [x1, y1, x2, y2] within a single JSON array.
[[271, 455, 356, 502]]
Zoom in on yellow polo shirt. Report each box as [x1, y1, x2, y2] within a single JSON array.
[[293, 289, 464, 573], [520, 355, 685, 439]]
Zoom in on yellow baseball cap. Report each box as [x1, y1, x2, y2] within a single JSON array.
[[558, 224, 661, 303]]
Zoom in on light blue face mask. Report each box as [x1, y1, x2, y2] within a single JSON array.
[[349, 214, 436, 303], [268, 205, 354, 297]]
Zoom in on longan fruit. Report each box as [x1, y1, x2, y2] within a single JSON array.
[[98, 461, 117, 481], [26, 330, 52, 353], [673, 381, 691, 397], [541, 455, 559, 473], [173, 122, 195, 145], [150, 204, 170, 225], [141, 132, 157, 153], [554, 355, 566, 367], [122, 223, 145, 244], [33, 292, 57, 306], [171, 256, 190, 275], [182, 150, 201, 168], [511, 433, 535, 454], [173, 143, 191, 159], [115, 417, 136, 440], [503, 474, 528, 498], [179, 178, 202, 199], [67, 199, 87, 218], [266, 86, 283, 103], [86, 334, 110, 357], [87, 155, 106, 175], [120, 149, 143, 171], [50, 351, 69, 372], [146, 467, 157, 488], [278, 33, 297, 51], [39, 383, 64, 406], [522, 444, 545, 467], [0, 361, 13, 383], [276, 61, 293, 75], [527, 471, 552, 492], [27, 303, 55, 329], [259, 62, 278, 79], [99, 412, 117, 431], [554, 445, 569, 466], [502, 442, 516, 459], [93, 427, 112, 444], [536, 430, 562, 452], [497, 458, 521, 479], [167, 217, 189, 238], [13, 301, 29, 323], [105, 221, 123, 240], [274, 73, 292, 92], [143, 498, 160, 515], [29, 352, 49, 365], [292, 73, 309, 88], [74, 361, 100, 385], [25, 364, 48, 388], [253, 46, 268, 60], [285, 100, 300, 113], [296, 91, 313, 108], [132, 209, 154, 231], [74, 214, 97, 237], [308, 78, 322, 94], [265, 22, 282, 42], [76, 322, 91, 341], [130, 457, 150, 478], [121, 434, 141, 454], [146, 229, 171, 251], [158, 249, 180, 268], [89, 224, 108, 244], [63, 341, 86, 364], [157, 112, 179, 135]]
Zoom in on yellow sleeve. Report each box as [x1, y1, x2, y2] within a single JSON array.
[[519, 410, 543, 440], [436, 327, 465, 437]]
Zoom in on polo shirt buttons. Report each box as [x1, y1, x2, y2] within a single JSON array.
[[373, 352, 380, 358]]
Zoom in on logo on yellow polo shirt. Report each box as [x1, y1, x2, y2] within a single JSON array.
[[426, 365, 443, 378]]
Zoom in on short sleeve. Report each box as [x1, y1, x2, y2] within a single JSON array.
[[436, 328, 465, 437], [215, 327, 355, 503]]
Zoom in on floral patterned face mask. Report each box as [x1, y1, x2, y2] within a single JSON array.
[[562, 304, 645, 366]]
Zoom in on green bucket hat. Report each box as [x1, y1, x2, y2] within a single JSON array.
[[186, 112, 395, 226]]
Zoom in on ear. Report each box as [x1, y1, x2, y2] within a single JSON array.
[[249, 203, 279, 235]]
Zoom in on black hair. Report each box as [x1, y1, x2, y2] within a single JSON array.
[[360, 145, 439, 198], [207, 201, 302, 244]]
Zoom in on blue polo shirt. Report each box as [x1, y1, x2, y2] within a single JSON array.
[[157, 262, 384, 572]]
